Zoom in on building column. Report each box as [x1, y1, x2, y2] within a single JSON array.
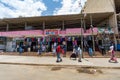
[[6, 23, 9, 31], [62, 20, 65, 30], [25, 22, 27, 30], [109, 14, 118, 50], [112, 0, 118, 50], [43, 21, 45, 30], [114, 13, 118, 50]]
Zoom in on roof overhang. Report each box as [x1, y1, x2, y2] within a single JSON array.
[[0, 12, 114, 29], [0, 14, 83, 25], [82, 12, 114, 27]]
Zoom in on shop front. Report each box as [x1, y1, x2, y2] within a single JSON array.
[[0, 37, 7, 52], [1, 27, 116, 52]]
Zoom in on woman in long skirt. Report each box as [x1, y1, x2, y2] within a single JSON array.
[[108, 45, 118, 63]]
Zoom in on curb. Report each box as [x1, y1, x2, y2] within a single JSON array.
[[0, 62, 120, 69], [0, 54, 120, 58]]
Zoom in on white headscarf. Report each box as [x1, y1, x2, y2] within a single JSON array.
[[110, 46, 114, 50]]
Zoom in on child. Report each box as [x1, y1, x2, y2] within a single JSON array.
[[108, 45, 118, 63]]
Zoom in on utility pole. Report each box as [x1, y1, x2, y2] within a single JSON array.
[[90, 15, 95, 55], [79, 0, 84, 58]]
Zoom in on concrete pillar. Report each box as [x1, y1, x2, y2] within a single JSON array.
[[109, 14, 118, 34], [6, 23, 9, 31], [62, 20, 65, 30], [25, 22, 27, 30], [109, 14, 118, 50], [43, 21, 45, 30]]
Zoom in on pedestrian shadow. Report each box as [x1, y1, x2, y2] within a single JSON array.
[[109, 61, 119, 63], [83, 58, 89, 61], [51, 67, 62, 71], [70, 58, 77, 61]]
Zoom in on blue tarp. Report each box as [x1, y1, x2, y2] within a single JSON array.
[[117, 44, 120, 51]]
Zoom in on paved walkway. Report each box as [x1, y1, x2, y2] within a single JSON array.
[[0, 55, 119, 68]]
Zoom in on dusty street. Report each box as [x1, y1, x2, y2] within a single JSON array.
[[0, 64, 120, 80]]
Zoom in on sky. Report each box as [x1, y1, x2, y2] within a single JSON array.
[[0, 0, 87, 18]]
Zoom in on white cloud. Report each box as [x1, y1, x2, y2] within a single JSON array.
[[53, 0, 87, 15], [0, 0, 47, 18], [0, 0, 87, 18]]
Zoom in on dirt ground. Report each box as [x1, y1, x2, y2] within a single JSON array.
[[0, 64, 120, 80]]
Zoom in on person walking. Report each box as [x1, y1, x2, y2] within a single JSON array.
[[62, 41, 67, 57], [77, 45, 82, 62], [52, 44, 56, 56], [19, 46, 23, 55], [56, 44, 62, 63], [88, 46, 93, 57], [37, 45, 42, 55], [100, 45, 106, 56], [19, 43, 23, 55], [108, 45, 118, 63]]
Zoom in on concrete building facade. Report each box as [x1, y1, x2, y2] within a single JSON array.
[[0, 0, 119, 52], [82, 0, 120, 34]]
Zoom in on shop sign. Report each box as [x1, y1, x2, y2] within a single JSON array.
[[98, 28, 105, 33], [98, 28, 114, 34], [44, 29, 59, 35], [66, 28, 83, 35]]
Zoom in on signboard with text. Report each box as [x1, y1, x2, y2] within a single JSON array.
[[44, 29, 60, 35]]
